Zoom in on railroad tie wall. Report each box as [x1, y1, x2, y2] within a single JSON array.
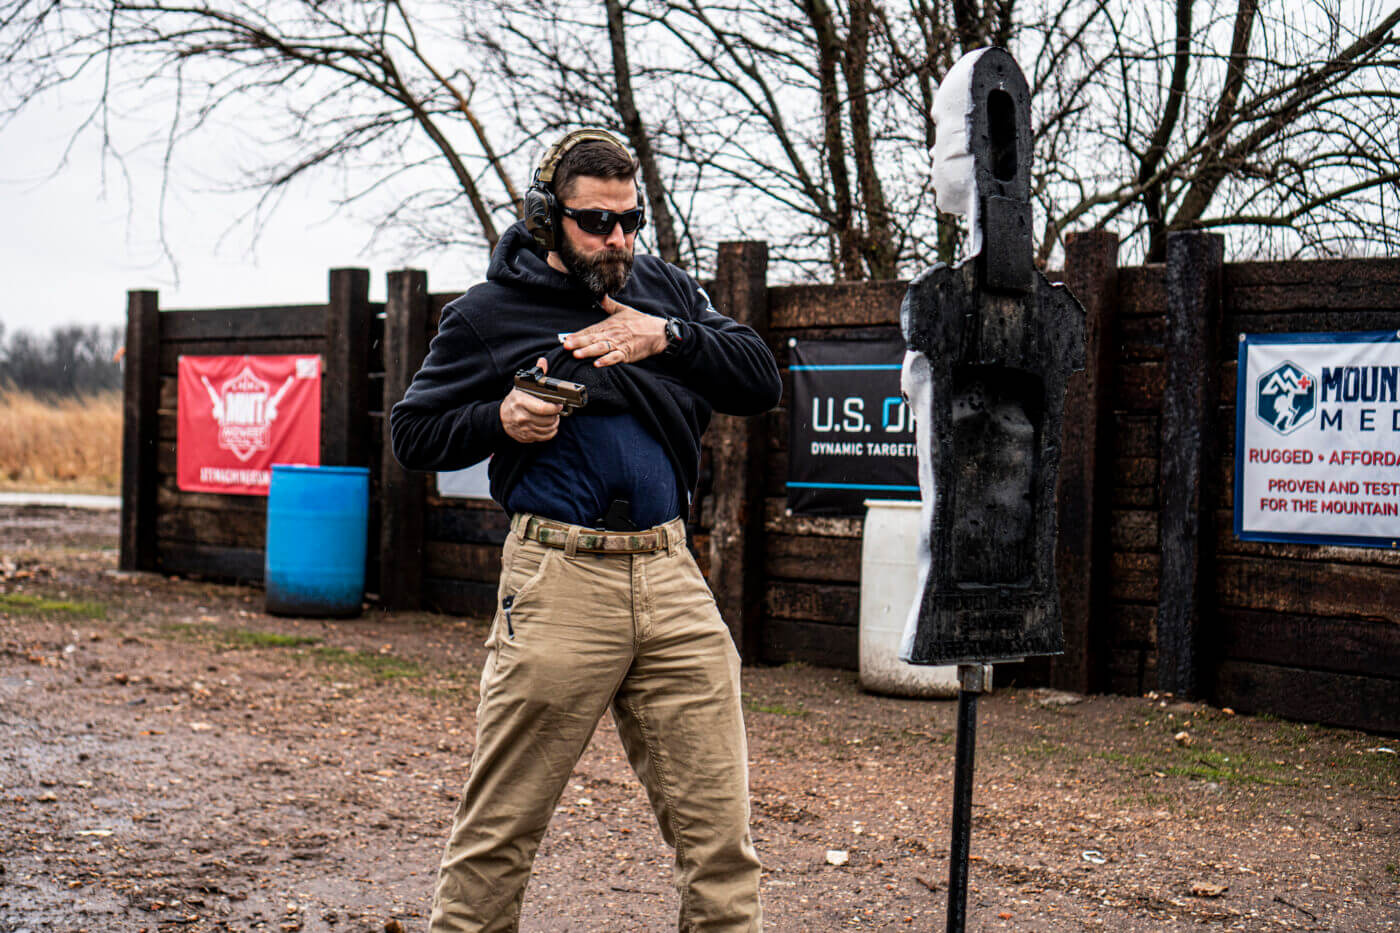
[[118, 247, 1399, 732], [377, 281, 508, 619], [1208, 258, 1400, 733], [120, 269, 381, 589], [759, 279, 909, 669], [1100, 243, 1400, 731], [1100, 262, 1168, 696]]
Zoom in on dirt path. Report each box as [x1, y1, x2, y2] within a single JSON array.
[[1, 505, 1397, 932]]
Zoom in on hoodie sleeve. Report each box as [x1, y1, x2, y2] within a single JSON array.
[[666, 275, 782, 416], [389, 303, 510, 472]]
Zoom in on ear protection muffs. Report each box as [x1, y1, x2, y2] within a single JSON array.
[[522, 128, 632, 252]]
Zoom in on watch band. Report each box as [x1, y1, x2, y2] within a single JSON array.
[[663, 317, 685, 356]]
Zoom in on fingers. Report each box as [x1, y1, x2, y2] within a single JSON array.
[[567, 331, 623, 361], [500, 387, 562, 443], [558, 302, 661, 367], [561, 326, 603, 350], [592, 345, 627, 368], [535, 356, 548, 375], [516, 392, 564, 416], [513, 414, 560, 443], [505, 412, 559, 442]]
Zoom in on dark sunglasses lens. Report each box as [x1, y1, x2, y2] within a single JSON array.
[[574, 209, 644, 235]]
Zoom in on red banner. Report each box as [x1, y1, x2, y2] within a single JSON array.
[[177, 355, 321, 496]]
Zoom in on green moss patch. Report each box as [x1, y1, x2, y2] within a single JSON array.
[[307, 645, 422, 681], [226, 629, 320, 648], [0, 592, 106, 618], [746, 697, 810, 718]]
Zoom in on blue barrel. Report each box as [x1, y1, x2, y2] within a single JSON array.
[[264, 464, 370, 617]]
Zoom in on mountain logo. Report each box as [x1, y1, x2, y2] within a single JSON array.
[[1256, 360, 1316, 435]]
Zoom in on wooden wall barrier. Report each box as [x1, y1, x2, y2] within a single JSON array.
[[1206, 259, 1400, 733], [378, 269, 431, 610], [758, 278, 902, 671], [119, 270, 381, 586], [120, 246, 1400, 732]]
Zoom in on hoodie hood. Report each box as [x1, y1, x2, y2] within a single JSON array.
[[487, 220, 575, 292]]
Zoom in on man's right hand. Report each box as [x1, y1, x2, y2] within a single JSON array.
[[500, 357, 563, 443]]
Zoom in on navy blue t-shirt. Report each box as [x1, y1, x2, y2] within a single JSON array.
[[505, 411, 680, 529]]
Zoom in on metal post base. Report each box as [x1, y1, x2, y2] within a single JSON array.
[[946, 663, 992, 933]]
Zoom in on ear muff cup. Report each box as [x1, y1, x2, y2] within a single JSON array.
[[522, 185, 557, 252], [521, 128, 631, 253]]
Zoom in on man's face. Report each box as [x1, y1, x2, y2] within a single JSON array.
[[555, 175, 638, 298]]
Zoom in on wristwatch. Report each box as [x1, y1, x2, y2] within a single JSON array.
[[662, 317, 685, 356]]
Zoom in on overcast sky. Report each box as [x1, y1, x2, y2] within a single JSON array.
[[1, 84, 476, 336]]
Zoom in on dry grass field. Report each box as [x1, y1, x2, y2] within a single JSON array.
[[0, 389, 122, 494]]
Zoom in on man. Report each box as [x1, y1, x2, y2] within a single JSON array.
[[390, 128, 781, 932]]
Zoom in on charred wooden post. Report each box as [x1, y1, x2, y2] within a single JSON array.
[[323, 268, 372, 467], [900, 48, 1085, 933], [1157, 231, 1225, 697], [379, 269, 433, 610], [120, 289, 162, 572], [709, 241, 771, 661], [1053, 231, 1121, 693]]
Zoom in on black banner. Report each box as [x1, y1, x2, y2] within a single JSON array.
[[786, 339, 919, 515]]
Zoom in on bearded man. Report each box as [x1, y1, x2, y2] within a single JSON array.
[[390, 129, 780, 932]]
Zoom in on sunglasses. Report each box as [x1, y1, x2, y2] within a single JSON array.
[[559, 205, 646, 236]]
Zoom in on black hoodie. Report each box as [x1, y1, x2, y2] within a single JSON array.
[[389, 222, 782, 512]]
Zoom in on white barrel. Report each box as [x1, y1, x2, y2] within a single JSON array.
[[859, 500, 959, 698]]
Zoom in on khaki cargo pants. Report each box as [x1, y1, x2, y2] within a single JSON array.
[[429, 514, 762, 932]]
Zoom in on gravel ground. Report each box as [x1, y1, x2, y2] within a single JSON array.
[[1, 505, 1397, 932]]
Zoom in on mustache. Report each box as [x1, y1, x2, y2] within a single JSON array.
[[590, 248, 632, 264]]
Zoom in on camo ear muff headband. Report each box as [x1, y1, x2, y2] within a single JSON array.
[[522, 128, 640, 252]]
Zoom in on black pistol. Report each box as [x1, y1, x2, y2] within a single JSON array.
[[513, 366, 588, 415]]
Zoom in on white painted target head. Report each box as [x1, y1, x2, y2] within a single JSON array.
[[931, 48, 988, 220], [930, 47, 1034, 286]]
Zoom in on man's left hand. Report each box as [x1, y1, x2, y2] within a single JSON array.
[[563, 296, 667, 367]]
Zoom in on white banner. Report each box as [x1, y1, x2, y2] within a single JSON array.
[[1235, 330, 1400, 548]]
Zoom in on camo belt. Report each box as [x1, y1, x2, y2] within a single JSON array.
[[521, 516, 669, 554]]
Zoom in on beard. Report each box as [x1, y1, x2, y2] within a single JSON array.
[[558, 232, 634, 299]]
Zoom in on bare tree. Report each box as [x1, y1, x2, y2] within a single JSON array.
[[0, 0, 523, 258], [624, 0, 915, 280], [465, 0, 689, 265], [634, 0, 1400, 272], [1034, 0, 1400, 263], [4, 0, 1398, 284], [605, 0, 683, 265]]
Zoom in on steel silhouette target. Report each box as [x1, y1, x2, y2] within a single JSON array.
[[898, 47, 1086, 933], [900, 47, 1086, 668]]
